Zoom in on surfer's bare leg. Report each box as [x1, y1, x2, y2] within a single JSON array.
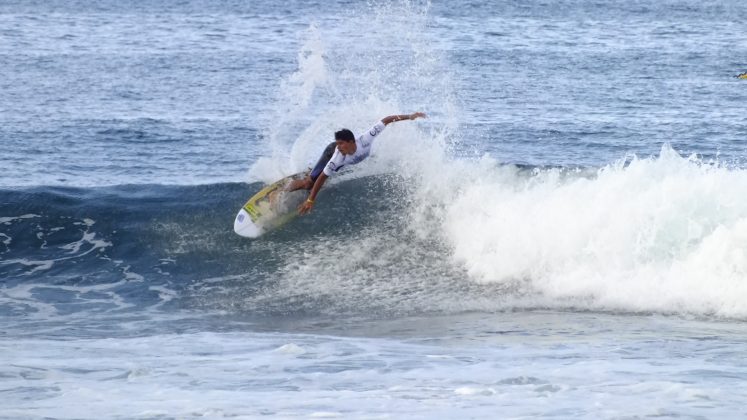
[[286, 176, 313, 192]]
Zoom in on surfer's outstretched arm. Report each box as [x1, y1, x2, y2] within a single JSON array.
[[381, 112, 426, 125], [298, 172, 327, 215]]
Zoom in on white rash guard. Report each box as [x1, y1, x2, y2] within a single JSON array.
[[322, 120, 386, 177]]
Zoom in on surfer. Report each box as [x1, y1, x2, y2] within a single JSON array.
[[288, 112, 427, 214]]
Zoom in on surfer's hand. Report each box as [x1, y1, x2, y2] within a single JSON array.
[[298, 199, 314, 215], [410, 112, 426, 120]]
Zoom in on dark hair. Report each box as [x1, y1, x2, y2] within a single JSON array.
[[335, 129, 355, 142]]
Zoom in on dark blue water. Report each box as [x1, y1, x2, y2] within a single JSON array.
[[3, 0, 747, 417]]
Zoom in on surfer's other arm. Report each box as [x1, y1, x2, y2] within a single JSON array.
[[298, 172, 327, 215], [381, 112, 426, 125]]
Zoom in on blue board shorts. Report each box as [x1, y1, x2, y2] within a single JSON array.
[[309, 142, 337, 182]]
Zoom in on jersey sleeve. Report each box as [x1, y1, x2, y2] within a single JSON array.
[[357, 120, 386, 147], [322, 149, 345, 177]]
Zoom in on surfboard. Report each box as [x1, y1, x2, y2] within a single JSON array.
[[234, 173, 308, 238]]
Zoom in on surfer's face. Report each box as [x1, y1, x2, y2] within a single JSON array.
[[336, 140, 356, 155]]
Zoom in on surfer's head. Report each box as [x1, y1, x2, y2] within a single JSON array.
[[335, 129, 356, 155]]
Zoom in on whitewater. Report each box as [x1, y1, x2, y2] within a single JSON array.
[[2, 0, 747, 418]]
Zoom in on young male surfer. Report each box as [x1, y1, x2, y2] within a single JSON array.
[[288, 112, 427, 215]]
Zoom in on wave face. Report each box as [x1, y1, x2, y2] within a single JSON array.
[[4, 146, 747, 322], [0, 179, 483, 324]]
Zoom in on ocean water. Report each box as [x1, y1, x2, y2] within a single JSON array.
[[2, 0, 747, 418]]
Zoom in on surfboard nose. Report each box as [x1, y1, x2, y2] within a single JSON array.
[[234, 208, 262, 238]]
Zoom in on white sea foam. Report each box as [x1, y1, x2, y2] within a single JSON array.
[[0, 217, 112, 274], [273, 343, 306, 355], [0, 213, 40, 224], [438, 146, 747, 318]]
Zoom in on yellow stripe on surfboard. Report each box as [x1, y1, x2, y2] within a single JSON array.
[[242, 173, 303, 223]]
